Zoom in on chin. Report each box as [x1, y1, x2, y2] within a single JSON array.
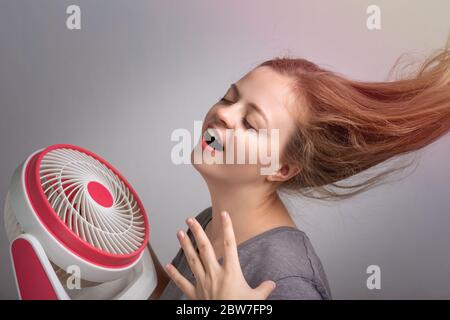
[[190, 147, 225, 180], [190, 147, 263, 186]]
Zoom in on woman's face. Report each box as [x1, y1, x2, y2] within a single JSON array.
[[191, 66, 300, 187]]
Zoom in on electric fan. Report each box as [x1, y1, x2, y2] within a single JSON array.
[[3, 144, 157, 299]]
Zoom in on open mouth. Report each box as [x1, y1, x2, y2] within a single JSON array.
[[202, 127, 224, 152]]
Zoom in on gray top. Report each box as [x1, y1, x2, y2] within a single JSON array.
[[160, 207, 332, 300]]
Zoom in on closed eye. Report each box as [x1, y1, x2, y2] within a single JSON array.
[[243, 118, 255, 130], [219, 97, 231, 104]]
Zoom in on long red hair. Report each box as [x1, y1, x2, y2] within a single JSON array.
[[260, 37, 450, 200]]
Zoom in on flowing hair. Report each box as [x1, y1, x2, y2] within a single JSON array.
[[259, 37, 450, 201]]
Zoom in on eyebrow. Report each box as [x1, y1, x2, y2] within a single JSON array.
[[230, 83, 269, 127]]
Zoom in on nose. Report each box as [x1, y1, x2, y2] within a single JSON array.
[[215, 104, 239, 129]]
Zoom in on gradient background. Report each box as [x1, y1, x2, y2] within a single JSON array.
[[0, 0, 449, 299]]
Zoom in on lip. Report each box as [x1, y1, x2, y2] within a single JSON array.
[[201, 136, 216, 153], [202, 123, 225, 152]]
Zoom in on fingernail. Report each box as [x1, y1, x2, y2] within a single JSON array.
[[177, 230, 185, 240], [221, 211, 228, 219], [165, 264, 172, 271], [186, 217, 194, 226]]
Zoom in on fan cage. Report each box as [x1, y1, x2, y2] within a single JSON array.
[[37, 147, 148, 256]]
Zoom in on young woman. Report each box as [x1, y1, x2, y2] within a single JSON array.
[[149, 38, 450, 300]]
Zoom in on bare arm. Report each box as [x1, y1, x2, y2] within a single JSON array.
[[148, 243, 171, 299]]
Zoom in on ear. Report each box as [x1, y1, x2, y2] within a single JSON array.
[[266, 163, 301, 182]]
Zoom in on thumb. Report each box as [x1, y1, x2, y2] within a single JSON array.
[[254, 280, 276, 299]]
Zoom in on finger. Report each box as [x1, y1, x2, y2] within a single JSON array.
[[165, 263, 197, 300], [186, 217, 220, 274], [254, 280, 276, 300], [177, 230, 205, 282], [220, 211, 239, 270]]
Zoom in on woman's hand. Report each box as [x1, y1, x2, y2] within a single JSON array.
[[165, 211, 276, 300]]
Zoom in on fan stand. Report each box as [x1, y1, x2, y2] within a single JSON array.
[[10, 233, 157, 300]]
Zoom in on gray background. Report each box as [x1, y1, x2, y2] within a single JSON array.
[[0, 0, 449, 299]]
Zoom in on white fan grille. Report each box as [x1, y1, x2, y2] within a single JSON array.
[[38, 148, 146, 255]]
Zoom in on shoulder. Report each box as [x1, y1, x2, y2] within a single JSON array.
[[239, 227, 332, 299], [240, 227, 314, 278]]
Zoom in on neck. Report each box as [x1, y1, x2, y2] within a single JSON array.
[[204, 178, 296, 249]]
